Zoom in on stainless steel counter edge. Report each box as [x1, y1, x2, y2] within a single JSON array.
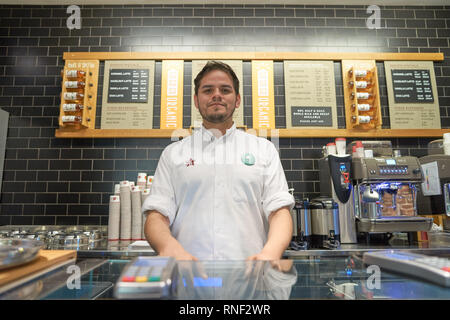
[[73, 245, 450, 259]]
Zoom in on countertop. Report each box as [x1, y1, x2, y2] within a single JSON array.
[[1, 233, 450, 300], [2, 249, 450, 300]]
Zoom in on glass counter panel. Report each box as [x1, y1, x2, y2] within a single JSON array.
[[24, 255, 450, 300]]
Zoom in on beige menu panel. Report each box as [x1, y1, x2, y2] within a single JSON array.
[[101, 60, 155, 129], [191, 60, 244, 128], [385, 61, 440, 129], [284, 61, 337, 129]]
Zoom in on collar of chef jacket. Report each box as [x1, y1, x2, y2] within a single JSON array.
[[199, 122, 236, 142]]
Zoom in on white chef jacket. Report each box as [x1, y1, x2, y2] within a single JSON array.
[[142, 123, 294, 260]]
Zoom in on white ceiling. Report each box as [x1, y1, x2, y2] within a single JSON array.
[[1, 0, 449, 5]]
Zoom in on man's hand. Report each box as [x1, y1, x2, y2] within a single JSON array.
[[145, 210, 198, 261], [159, 247, 199, 261], [246, 206, 292, 261], [246, 250, 279, 261]]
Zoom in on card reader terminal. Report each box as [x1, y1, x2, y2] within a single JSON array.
[[114, 256, 176, 299]]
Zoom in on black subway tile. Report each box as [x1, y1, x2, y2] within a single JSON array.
[[14, 193, 35, 203], [34, 216, 56, 225], [46, 204, 67, 215], [37, 171, 58, 181], [11, 216, 33, 225]]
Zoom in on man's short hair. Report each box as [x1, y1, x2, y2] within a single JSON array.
[[194, 61, 239, 96]]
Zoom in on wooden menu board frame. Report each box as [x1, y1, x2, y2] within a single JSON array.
[[55, 51, 445, 139]]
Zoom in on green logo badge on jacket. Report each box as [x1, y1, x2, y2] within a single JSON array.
[[241, 153, 255, 166]]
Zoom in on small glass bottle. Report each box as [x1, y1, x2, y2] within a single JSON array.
[[64, 92, 84, 101], [351, 103, 371, 112], [66, 70, 86, 78], [348, 69, 372, 78], [65, 81, 86, 89], [349, 80, 374, 89], [351, 92, 374, 100], [61, 115, 82, 124], [352, 115, 373, 124], [357, 104, 371, 111], [62, 103, 84, 112]]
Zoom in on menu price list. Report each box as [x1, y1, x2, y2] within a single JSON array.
[[107, 69, 149, 103], [391, 69, 434, 104]]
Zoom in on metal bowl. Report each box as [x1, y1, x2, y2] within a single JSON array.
[[0, 239, 44, 270]]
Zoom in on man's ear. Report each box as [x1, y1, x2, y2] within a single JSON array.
[[235, 93, 241, 109], [194, 94, 199, 109]]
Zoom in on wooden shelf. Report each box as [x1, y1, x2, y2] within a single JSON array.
[[63, 51, 444, 62], [57, 51, 445, 140], [55, 128, 450, 139]]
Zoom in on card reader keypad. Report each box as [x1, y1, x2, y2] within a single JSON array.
[[120, 259, 165, 282]]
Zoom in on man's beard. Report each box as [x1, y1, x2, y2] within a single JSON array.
[[199, 105, 235, 124]]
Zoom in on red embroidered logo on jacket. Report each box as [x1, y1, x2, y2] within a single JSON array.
[[185, 158, 195, 167]]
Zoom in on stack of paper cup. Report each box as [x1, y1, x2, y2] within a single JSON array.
[[146, 175, 153, 189], [114, 184, 120, 195], [108, 195, 120, 241], [335, 138, 346, 156], [141, 188, 151, 240], [137, 173, 147, 189], [355, 141, 365, 158], [119, 181, 132, 241], [326, 143, 337, 155], [444, 133, 450, 155], [131, 185, 142, 241]]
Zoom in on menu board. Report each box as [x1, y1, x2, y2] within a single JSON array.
[[101, 60, 155, 129], [391, 69, 434, 103], [191, 60, 244, 128], [107, 69, 149, 103], [291, 106, 333, 127], [284, 61, 337, 129], [385, 61, 440, 129]]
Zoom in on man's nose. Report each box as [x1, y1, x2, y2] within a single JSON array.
[[211, 88, 223, 100]]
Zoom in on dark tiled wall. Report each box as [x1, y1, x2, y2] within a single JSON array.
[[0, 4, 449, 225]]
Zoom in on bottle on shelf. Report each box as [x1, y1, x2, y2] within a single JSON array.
[[61, 115, 82, 125], [62, 103, 84, 112], [64, 92, 84, 101], [351, 103, 371, 112], [64, 81, 86, 89], [350, 92, 374, 100], [348, 69, 372, 78], [349, 80, 374, 89], [351, 115, 373, 124], [66, 70, 86, 78]]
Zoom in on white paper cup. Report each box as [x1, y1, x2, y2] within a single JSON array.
[[335, 138, 346, 156], [444, 143, 450, 155], [326, 143, 337, 155], [364, 149, 374, 158], [444, 133, 450, 143]]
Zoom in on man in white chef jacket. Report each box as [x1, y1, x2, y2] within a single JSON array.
[[142, 61, 294, 261]]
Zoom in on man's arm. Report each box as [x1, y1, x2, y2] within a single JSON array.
[[247, 206, 292, 261], [144, 210, 198, 260]]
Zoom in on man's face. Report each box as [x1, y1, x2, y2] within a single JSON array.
[[194, 69, 240, 124]]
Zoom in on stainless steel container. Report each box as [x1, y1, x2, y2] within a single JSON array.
[[310, 197, 340, 248], [295, 199, 312, 241]]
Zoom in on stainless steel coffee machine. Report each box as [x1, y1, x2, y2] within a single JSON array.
[[417, 140, 450, 230], [351, 141, 433, 233]]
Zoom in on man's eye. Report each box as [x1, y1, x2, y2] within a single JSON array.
[[221, 88, 231, 94]]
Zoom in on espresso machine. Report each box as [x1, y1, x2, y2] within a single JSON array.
[[351, 141, 433, 235], [417, 140, 450, 231]]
